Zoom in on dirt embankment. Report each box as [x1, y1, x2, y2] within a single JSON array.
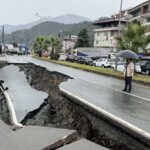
[[19, 63, 150, 150]]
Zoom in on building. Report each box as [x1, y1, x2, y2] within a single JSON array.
[[128, 0, 150, 34], [62, 35, 78, 52], [74, 47, 112, 59], [93, 18, 127, 52]]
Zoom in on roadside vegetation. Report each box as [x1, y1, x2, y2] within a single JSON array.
[[74, 28, 90, 48], [116, 23, 150, 53], [33, 56, 150, 85], [0, 21, 94, 46], [32, 36, 61, 60], [31, 23, 150, 85]]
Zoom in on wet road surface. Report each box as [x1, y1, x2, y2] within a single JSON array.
[[0, 64, 48, 122], [1, 56, 150, 136], [26, 57, 150, 134]]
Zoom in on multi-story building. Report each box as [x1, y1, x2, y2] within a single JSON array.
[[62, 35, 78, 52], [128, 0, 150, 34], [93, 18, 127, 52]]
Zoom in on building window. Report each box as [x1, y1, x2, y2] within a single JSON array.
[[143, 5, 148, 14], [97, 32, 100, 36], [147, 17, 150, 23], [111, 31, 115, 36], [96, 40, 99, 45]]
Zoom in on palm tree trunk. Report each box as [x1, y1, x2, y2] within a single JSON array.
[[51, 47, 55, 60]]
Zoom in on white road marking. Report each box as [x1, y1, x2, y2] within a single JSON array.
[[115, 89, 150, 102], [77, 78, 150, 101], [76, 77, 98, 85], [60, 88, 150, 142], [133, 83, 150, 89]]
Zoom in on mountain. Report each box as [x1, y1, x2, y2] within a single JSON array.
[[1, 14, 91, 33], [47, 14, 91, 24], [1, 21, 94, 46]]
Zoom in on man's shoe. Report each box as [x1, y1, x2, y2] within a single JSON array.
[[122, 89, 127, 92], [127, 90, 131, 93]]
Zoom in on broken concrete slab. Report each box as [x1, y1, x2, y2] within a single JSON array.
[[0, 65, 48, 122], [57, 138, 108, 150], [0, 126, 78, 150], [0, 120, 12, 139]]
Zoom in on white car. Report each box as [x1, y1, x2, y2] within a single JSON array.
[[93, 58, 115, 68], [111, 61, 125, 72], [135, 62, 141, 73], [59, 54, 67, 61]]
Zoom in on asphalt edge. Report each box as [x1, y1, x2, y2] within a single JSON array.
[[60, 87, 150, 146], [0, 87, 23, 128]]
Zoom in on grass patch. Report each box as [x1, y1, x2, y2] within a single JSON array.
[[33, 56, 150, 86]]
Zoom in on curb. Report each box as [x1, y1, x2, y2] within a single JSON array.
[[60, 87, 150, 146], [0, 85, 23, 128]]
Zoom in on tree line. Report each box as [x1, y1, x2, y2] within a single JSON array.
[[33, 28, 90, 60]]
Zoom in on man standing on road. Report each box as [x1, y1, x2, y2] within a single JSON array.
[[0, 45, 2, 55], [122, 58, 134, 93]]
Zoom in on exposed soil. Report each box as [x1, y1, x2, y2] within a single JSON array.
[[0, 89, 11, 124], [17, 63, 150, 150]]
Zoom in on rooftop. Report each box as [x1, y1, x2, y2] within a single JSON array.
[[93, 18, 127, 26], [128, 0, 150, 13]]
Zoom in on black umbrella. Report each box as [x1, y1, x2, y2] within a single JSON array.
[[117, 50, 138, 59]]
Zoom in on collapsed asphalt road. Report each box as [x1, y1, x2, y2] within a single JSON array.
[[0, 63, 150, 150]]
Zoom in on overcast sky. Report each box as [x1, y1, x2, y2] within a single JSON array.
[[0, 0, 147, 25]]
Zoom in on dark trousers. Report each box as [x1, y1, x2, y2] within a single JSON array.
[[124, 76, 132, 92]]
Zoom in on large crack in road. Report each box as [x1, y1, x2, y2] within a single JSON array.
[[0, 63, 150, 150]]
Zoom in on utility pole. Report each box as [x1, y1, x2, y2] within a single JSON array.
[[2, 26, 4, 45], [116, 0, 123, 70], [35, 12, 50, 23], [118, 0, 123, 35], [35, 12, 42, 23]]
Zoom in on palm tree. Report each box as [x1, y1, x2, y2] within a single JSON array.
[[116, 23, 150, 53], [32, 36, 48, 56], [49, 37, 60, 60]]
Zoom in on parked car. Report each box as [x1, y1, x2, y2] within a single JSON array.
[[135, 62, 141, 73], [140, 60, 150, 75], [5, 49, 18, 55], [59, 54, 67, 61], [111, 61, 126, 72], [66, 54, 78, 62], [93, 58, 115, 68], [42, 51, 50, 57], [77, 57, 93, 65]]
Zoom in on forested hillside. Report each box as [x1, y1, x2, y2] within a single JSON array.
[[1, 21, 94, 46]]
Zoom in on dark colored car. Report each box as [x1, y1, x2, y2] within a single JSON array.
[[5, 49, 18, 55], [66, 54, 78, 62], [77, 57, 93, 66], [140, 60, 150, 75]]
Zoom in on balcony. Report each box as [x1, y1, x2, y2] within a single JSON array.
[[93, 27, 120, 32]]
